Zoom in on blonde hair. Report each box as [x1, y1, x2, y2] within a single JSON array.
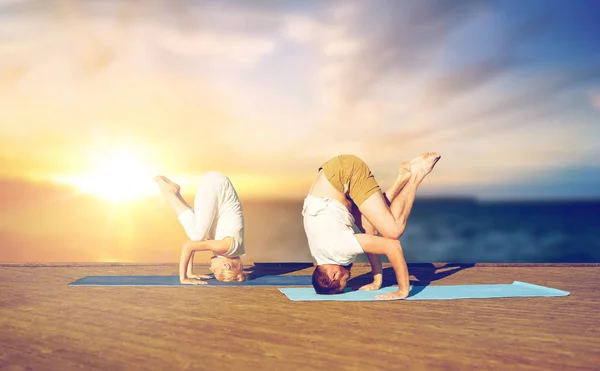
[[214, 256, 247, 282]]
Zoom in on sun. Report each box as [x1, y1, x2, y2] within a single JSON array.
[[57, 148, 158, 202]]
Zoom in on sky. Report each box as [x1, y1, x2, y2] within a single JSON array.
[[1, 0, 599, 199], [0, 0, 599, 262]]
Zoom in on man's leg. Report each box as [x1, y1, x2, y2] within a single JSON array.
[[358, 152, 441, 240], [352, 162, 412, 290], [356, 161, 412, 235]]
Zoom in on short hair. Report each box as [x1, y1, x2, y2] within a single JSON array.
[[213, 256, 247, 282], [312, 265, 346, 295], [215, 269, 247, 282]]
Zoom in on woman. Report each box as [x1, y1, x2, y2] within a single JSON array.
[[154, 171, 246, 284]]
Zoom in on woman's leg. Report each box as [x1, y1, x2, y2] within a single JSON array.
[[154, 173, 221, 242], [153, 176, 193, 216], [155, 173, 223, 281]]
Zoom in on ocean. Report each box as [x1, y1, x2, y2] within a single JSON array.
[[242, 198, 600, 263], [1, 179, 598, 263]]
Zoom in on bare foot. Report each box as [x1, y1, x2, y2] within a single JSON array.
[[393, 161, 412, 190], [399, 161, 411, 176], [153, 175, 181, 194], [410, 152, 441, 182]]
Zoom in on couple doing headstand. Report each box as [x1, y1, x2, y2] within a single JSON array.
[[154, 152, 441, 300]]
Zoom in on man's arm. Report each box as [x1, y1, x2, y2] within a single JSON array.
[[359, 252, 383, 290], [378, 241, 410, 300], [358, 212, 383, 290], [355, 234, 410, 299]]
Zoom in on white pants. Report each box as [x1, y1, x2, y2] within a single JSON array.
[[177, 171, 245, 257], [302, 195, 364, 266]]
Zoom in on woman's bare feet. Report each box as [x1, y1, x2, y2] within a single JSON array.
[[153, 175, 181, 194], [409, 152, 441, 182]]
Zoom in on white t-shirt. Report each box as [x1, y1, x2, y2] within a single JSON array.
[[302, 195, 364, 265]]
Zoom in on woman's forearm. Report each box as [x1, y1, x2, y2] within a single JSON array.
[[186, 251, 195, 276], [179, 244, 193, 280]]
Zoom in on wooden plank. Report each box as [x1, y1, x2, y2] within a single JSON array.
[[0, 264, 598, 370]]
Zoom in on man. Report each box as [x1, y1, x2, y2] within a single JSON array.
[[302, 153, 441, 300]]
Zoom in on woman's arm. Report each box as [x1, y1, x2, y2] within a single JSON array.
[[179, 240, 212, 284], [186, 250, 195, 277], [185, 251, 211, 280]]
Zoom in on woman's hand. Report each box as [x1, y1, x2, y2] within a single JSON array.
[[187, 274, 212, 280], [180, 278, 208, 285], [375, 289, 410, 300]]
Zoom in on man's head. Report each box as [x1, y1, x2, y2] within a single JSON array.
[[210, 256, 247, 282], [312, 263, 353, 295]]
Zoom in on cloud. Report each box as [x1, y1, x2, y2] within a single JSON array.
[[153, 30, 275, 65], [1, 0, 599, 201], [316, 0, 484, 105], [282, 15, 322, 43]]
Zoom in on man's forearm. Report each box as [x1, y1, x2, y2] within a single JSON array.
[[365, 252, 383, 285], [384, 244, 410, 293]]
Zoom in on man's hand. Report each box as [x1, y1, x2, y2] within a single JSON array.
[[359, 282, 382, 291], [375, 289, 410, 300], [180, 278, 208, 285]]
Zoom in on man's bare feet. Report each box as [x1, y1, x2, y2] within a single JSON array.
[[409, 152, 441, 182], [153, 175, 181, 194], [399, 161, 411, 176]]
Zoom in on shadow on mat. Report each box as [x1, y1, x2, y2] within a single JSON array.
[[348, 263, 475, 290], [245, 263, 314, 280]]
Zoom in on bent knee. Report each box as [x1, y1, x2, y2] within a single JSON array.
[[185, 230, 208, 242], [380, 224, 406, 240]]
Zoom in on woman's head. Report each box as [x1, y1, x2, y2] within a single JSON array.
[[210, 256, 247, 282], [312, 263, 352, 294]]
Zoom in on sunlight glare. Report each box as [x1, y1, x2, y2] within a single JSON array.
[[55, 148, 158, 202]]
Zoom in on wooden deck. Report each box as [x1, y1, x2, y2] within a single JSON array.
[[1, 263, 599, 370]]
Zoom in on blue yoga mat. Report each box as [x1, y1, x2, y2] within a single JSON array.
[[278, 281, 570, 301], [69, 275, 312, 287]]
